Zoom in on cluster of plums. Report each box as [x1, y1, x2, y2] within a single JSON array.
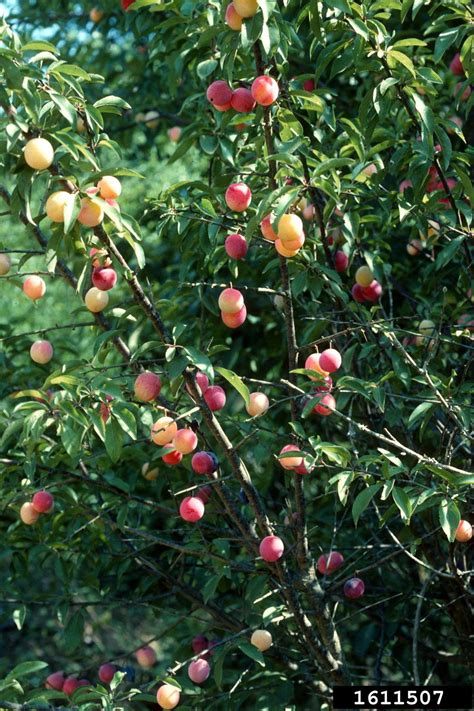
[[207, 75, 279, 114], [19, 490, 54, 525]]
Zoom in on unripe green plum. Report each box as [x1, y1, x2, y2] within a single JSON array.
[[355, 265, 373, 287]]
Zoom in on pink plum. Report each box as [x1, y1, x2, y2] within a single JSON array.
[[45, 671, 65, 691], [218, 287, 244, 314], [92, 267, 117, 291], [206, 80, 233, 109], [449, 53, 464, 76], [135, 646, 156, 668], [173, 428, 198, 454], [231, 87, 256, 113], [134, 371, 162, 402], [455, 520, 472, 542], [251, 75, 279, 106], [318, 348, 342, 373], [279, 444, 303, 470], [188, 658, 210, 684], [157, 684, 180, 710], [313, 393, 336, 416], [225, 233, 248, 259], [192, 451, 219, 475], [334, 251, 348, 272], [225, 183, 251, 212], [204, 385, 226, 410], [32, 490, 54, 514], [260, 213, 277, 241], [344, 577, 365, 599], [30, 340, 53, 364], [23, 275, 46, 301], [221, 305, 247, 328], [98, 664, 117, 684], [180, 496, 205, 522], [161, 445, 183, 466], [317, 551, 344, 574], [259, 535, 284, 562]]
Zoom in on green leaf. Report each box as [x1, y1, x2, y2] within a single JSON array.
[[438, 499, 460, 542], [215, 367, 250, 406], [197, 59, 218, 79], [392, 486, 412, 522], [22, 40, 58, 54], [352, 484, 381, 526], [50, 93, 76, 124], [184, 347, 214, 380], [387, 50, 416, 77], [236, 640, 265, 667], [7, 661, 48, 680], [105, 418, 124, 463], [408, 401, 435, 428]]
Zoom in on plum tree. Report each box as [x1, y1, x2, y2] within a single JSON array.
[[0, 1, 472, 707]]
